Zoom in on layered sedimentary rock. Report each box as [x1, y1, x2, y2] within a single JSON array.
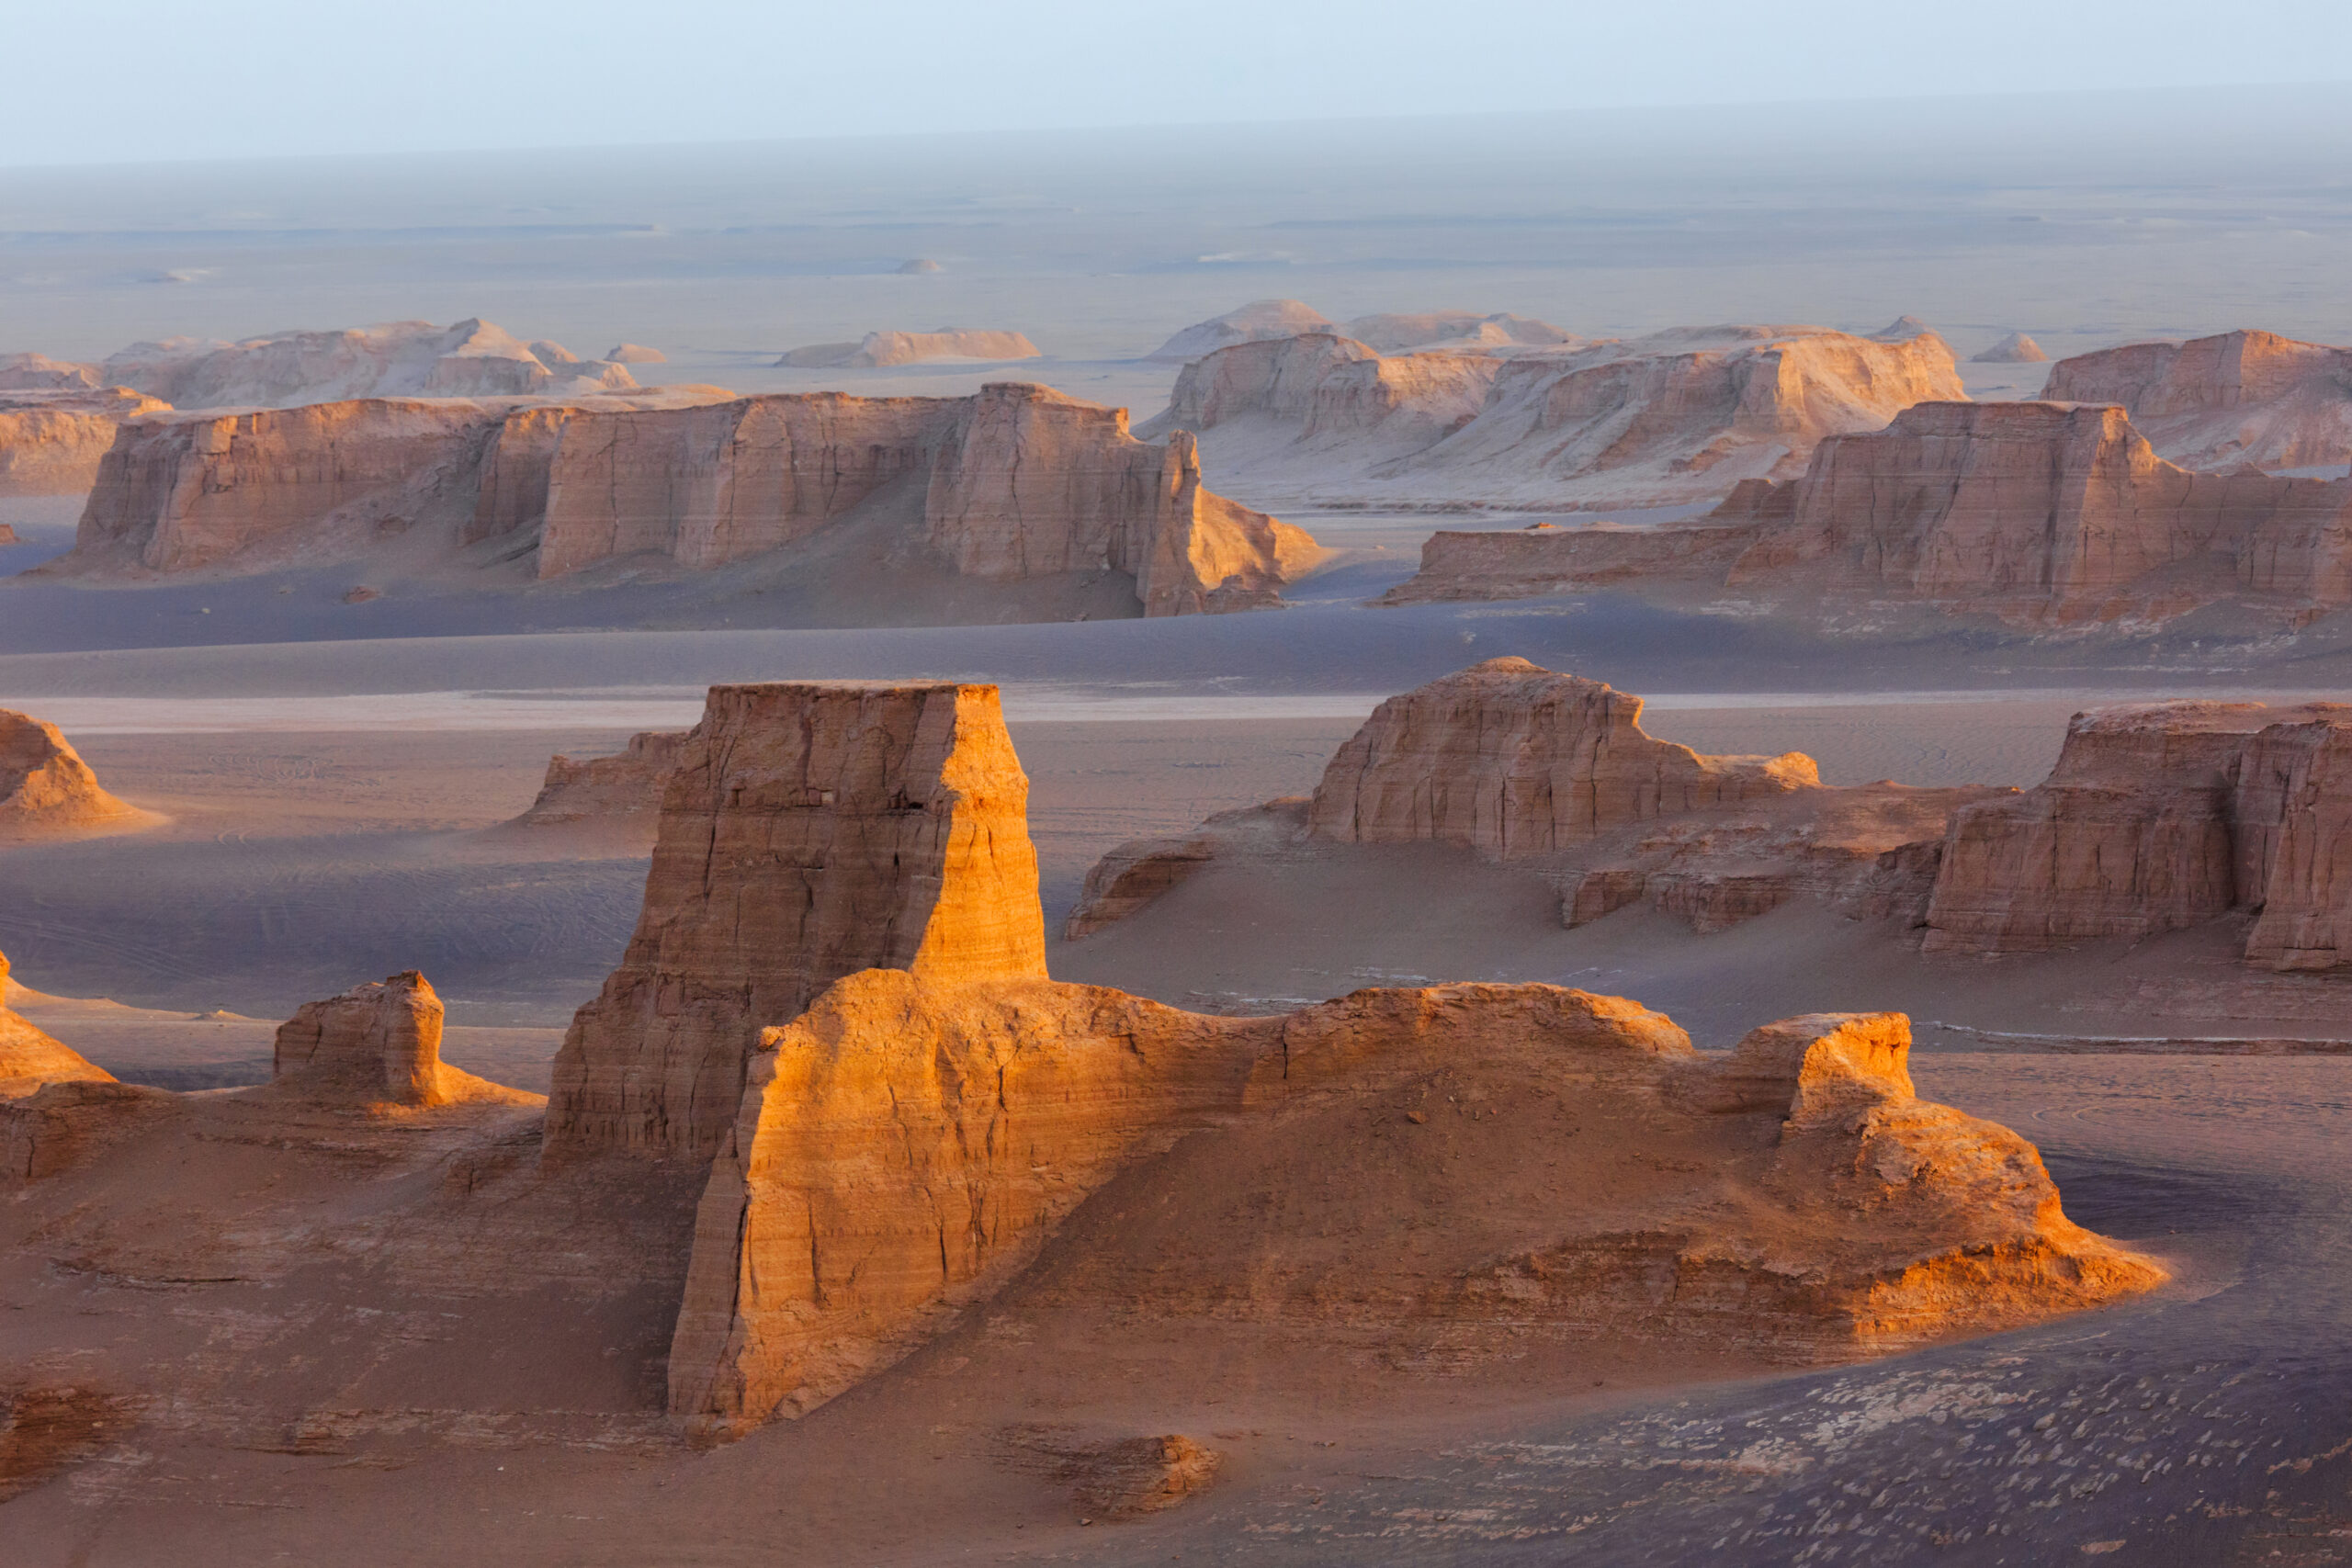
[[670, 975, 2160, 1438], [1376, 521, 1756, 603], [0, 951, 117, 1100], [0, 710, 148, 841], [2041, 329, 2352, 468], [101, 319, 637, 409], [270, 971, 518, 1109], [1974, 332, 2049, 364], [778, 330, 1039, 368], [535, 383, 1319, 615], [1722, 400, 2352, 623], [0, 387, 168, 496], [510, 730, 689, 829], [1148, 299, 1334, 361], [1069, 660, 1989, 939], [1924, 700, 2352, 968], [544, 682, 1048, 1162], [1307, 658, 1816, 853], [1151, 323, 1962, 510]]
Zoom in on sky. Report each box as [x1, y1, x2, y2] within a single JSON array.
[[6, 0, 2352, 166]]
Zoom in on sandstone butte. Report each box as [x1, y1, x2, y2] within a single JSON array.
[[2041, 329, 2352, 469], [1921, 700, 2352, 970], [667, 973, 2164, 1438], [1382, 400, 2352, 625], [0, 709, 152, 842], [1148, 299, 1336, 361], [0, 387, 167, 497], [48, 383, 1319, 616], [97, 318, 639, 409], [1067, 659, 1995, 939], [1145, 321, 1965, 511], [268, 971, 532, 1110], [509, 729, 689, 831], [0, 949, 117, 1101], [776, 330, 1040, 368], [543, 682, 1049, 1163]]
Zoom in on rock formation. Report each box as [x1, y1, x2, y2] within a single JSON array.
[[1376, 520, 1758, 604], [778, 330, 1039, 368], [532, 383, 1319, 615], [1069, 660, 1990, 939], [509, 730, 689, 830], [543, 682, 1048, 1163], [0, 951, 117, 1100], [2041, 329, 2352, 468], [528, 340, 580, 367], [606, 344, 666, 364], [101, 319, 637, 409], [897, 258, 942, 274], [0, 525, 17, 546], [1721, 400, 2352, 624], [669, 972, 2161, 1438], [0, 387, 168, 496], [1148, 299, 1334, 361], [1339, 311, 1579, 353], [269, 971, 522, 1109], [0, 353, 101, 391], [0, 710, 149, 841], [1922, 700, 2352, 969], [1871, 315, 1939, 342], [1973, 332, 2049, 364], [1149, 323, 1964, 511], [1307, 658, 1817, 853]]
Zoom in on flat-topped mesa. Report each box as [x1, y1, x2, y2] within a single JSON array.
[[1148, 322, 1962, 511], [1307, 657, 1817, 855], [1722, 400, 2352, 623], [777, 330, 1040, 368], [1921, 701, 2352, 964], [0, 387, 168, 497], [269, 971, 524, 1110], [669, 975, 2162, 1438], [0, 710, 149, 842], [2041, 329, 2352, 469], [543, 682, 1049, 1163], [537, 383, 1320, 615], [0, 950, 117, 1100], [101, 318, 637, 409], [510, 730, 690, 829]]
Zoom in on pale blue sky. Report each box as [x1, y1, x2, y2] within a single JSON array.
[[6, 0, 2350, 166]]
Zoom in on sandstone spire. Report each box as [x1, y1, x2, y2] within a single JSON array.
[[543, 682, 1049, 1162], [269, 971, 522, 1109]]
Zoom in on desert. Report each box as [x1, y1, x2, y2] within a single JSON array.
[[6, 44, 2352, 1568]]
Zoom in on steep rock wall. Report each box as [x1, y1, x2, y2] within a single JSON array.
[[0, 389, 168, 497], [543, 682, 1048, 1162], [269, 970, 522, 1109], [2041, 329, 2352, 469], [511, 730, 691, 829]]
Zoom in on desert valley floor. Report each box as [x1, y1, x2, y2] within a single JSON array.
[[11, 88, 2352, 1565]]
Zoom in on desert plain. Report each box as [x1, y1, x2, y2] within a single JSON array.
[[7, 85, 2352, 1565]]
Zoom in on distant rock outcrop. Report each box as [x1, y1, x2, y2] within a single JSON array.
[[101, 319, 637, 409], [1148, 323, 1965, 511], [2041, 329, 2352, 469], [1069, 660, 1990, 939], [605, 344, 666, 364], [1148, 300, 1335, 361], [1923, 700, 2352, 969], [544, 682, 1049, 1163], [0, 353, 102, 391], [896, 258, 943, 275], [1973, 332, 2049, 364], [669, 970, 2161, 1438], [1339, 311, 1579, 353], [778, 330, 1039, 368], [270, 971, 525, 1109], [509, 730, 689, 832], [0, 950, 116, 1100], [0, 710, 150, 841], [0, 387, 168, 496]]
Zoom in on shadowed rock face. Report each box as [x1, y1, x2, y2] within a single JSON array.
[[0, 710, 147, 842], [510, 730, 690, 830], [0, 387, 167, 497], [1306, 657, 1817, 855], [668, 975, 2162, 1439], [270, 971, 521, 1109], [1922, 700, 2352, 967], [543, 682, 1049, 1163], [2041, 329, 2352, 468], [1722, 400, 2352, 623]]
